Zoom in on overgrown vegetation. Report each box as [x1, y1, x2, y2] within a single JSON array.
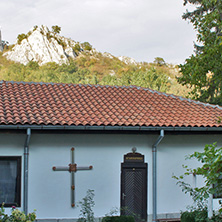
[[77, 190, 136, 222], [174, 143, 222, 207], [17, 34, 27, 45], [52, 25, 61, 34], [81, 42, 92, 51], [0, 204, 36, 222], [180, 208, 222, 222], [77, 189, 95, 222], [181, 208, 208, 222], [173, 143, 222, 221], [0, 51, 189, 96]]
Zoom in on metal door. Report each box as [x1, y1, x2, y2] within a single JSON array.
[[121, 151, 147, 222]]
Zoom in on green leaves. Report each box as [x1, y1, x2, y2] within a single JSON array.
[[173, 142, 222, 209], [0, 53, 172, 93], [0, 204, 36, 222], [17, 34, 27, 45], [178, 0, 222, 105], [78, 189, 95, 222], [51, 25, 61, 34]]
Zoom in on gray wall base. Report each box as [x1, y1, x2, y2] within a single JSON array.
[[36, 213, 181, 222], [147, 213, 181, 222]]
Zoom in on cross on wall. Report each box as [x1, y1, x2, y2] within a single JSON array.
[[52, 147, 93, 207]]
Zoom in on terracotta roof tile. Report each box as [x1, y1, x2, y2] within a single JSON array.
[[1, 80, 222, 128]]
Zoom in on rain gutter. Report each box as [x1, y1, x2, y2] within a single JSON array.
[[24, 128, 31, 215], [152, 130, 164, 222], [0, 125, 222, 131]]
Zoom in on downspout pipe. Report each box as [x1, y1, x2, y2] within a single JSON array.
[[24, 128, 31, 215], [152, 129, 164, 222]]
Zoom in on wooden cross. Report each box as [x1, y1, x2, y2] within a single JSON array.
[[52, 147, 93, 207]]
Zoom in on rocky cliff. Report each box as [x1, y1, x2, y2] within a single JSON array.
[[3, 25, 137, 66], [3, 25, 82, 65]]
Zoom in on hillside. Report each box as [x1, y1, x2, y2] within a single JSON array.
[[0, 25, 190, 97]]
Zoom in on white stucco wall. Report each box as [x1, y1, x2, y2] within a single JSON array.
[[157, 134, 222, 215], [1, 131, 222, 220], [28, 133, 153, 219]]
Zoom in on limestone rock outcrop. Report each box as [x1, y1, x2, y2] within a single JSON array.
[[3, 25, 80, 65], [3, 25, 138, 66]]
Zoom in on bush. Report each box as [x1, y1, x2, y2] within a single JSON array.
[[0, 204, 36, 222], [27, 61, 39, 70], [102, 215, 135, 222], [181, 209, 207, 222], [153, 57, 166, 66], [17, 34, 27, 44], [81, 42, 92, 51], [52, 25, 61, 34], [73, 43, 82, 55], [77, 189, 95, 222], [211, 214, 222, 222], [33, 25, 38, 31]]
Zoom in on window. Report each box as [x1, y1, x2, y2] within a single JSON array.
[[0, 157, 21, 207]]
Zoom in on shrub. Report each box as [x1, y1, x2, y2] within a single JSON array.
[[173, 143, 222, 209], [81, 42, 92, 51], [33, 25, 38, 31], [17, 34, 27, 44], [153, 57, 166, 66], [46, 32, 53, 40], [27, 61, 39, 70], [181, 209, 207, 222], [211, 214, 222, 222], [77, 189, 95, 222], [73, 43, 82, 55], [52, 25, 61, 34], [0, 204, 36, 222]]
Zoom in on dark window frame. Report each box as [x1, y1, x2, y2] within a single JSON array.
[[0, 156, 21, 207]]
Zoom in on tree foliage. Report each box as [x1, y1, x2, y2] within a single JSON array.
[[81, 42, 92, 51], [153, 57, 166, 66], [0, 51, 186, 95], [173, 143, 222, 211], [17, 34, 27, 44], [52, 25, 61, 34], [178, 0, 222, 105]]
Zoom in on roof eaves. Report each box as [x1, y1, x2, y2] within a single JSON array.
[[1, 124, 222, 132]]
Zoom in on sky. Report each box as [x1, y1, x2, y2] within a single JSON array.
[[0, 0, 197, 64]]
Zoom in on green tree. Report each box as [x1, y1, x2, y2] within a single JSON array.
[[73, 43, 82, 55], [173, 143, 222, 211], [81, 42, 92, 51], [178, 0, 222, 105], [17, 33, 27, 44], [52, 25, 61, 34], [153, 57, 166, 66]]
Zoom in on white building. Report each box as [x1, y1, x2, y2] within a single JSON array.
[[0, 80, 222, 222]]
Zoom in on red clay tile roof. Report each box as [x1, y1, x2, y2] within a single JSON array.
[[0, 80, 222, 128]]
